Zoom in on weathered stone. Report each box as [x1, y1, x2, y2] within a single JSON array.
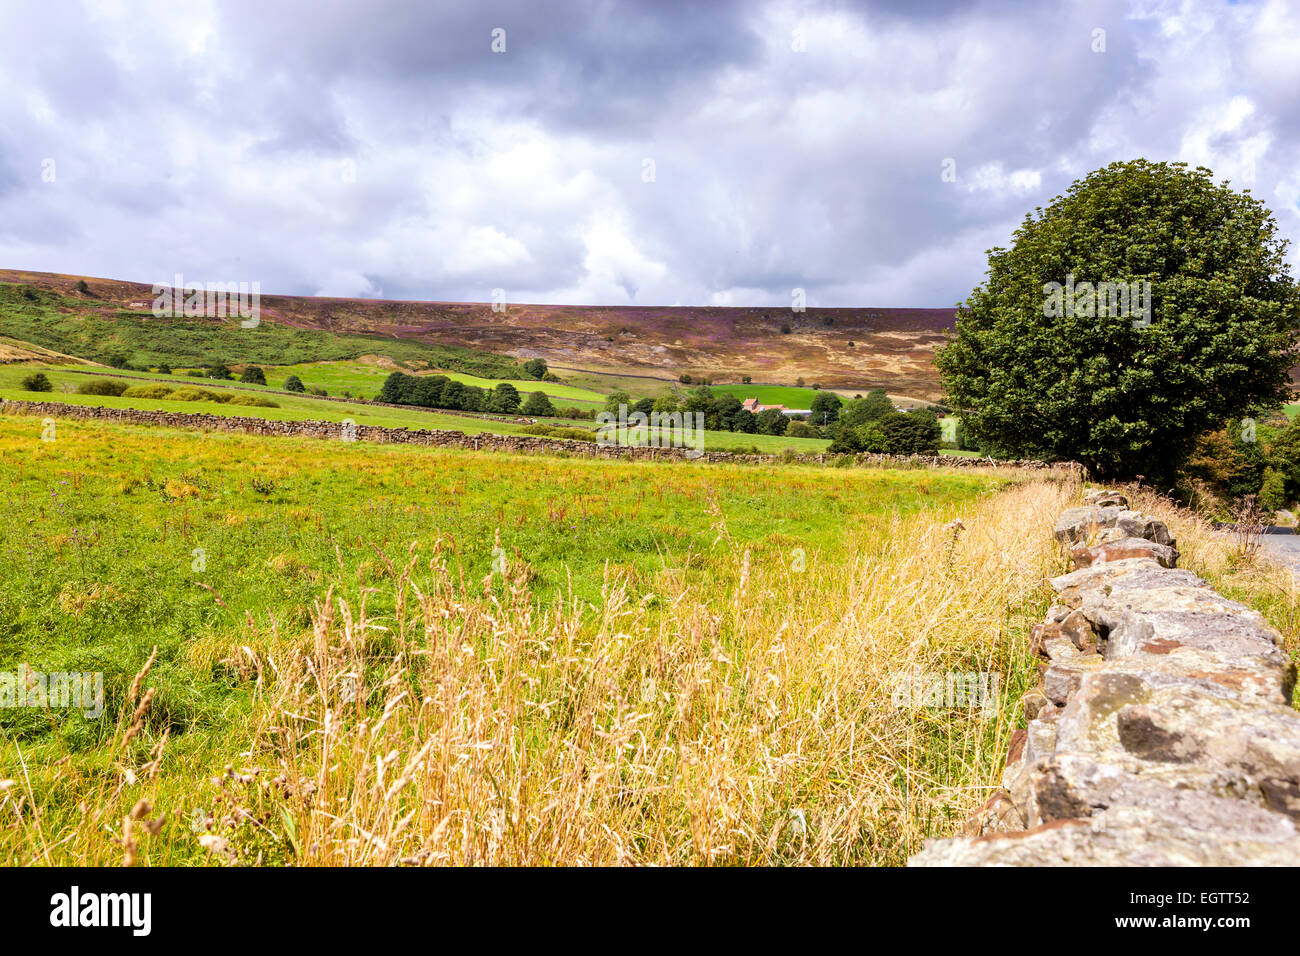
[[910, 492, 1300, 867], [911, 791, 1300, 866], [1084, 489, 1130, 509], [960, 789, 1025, 836], [1070, 536, 1179, 570]]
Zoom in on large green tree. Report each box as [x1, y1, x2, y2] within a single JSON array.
[[936, 159, 1300, 483]]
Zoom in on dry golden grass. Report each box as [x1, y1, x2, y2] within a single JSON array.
[[1, 476, 1087, 867]]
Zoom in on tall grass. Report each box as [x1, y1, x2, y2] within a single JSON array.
[[3, 477, 1076, 865]]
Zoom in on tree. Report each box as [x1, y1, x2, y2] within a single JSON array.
[[207, 364, 232, 380], [936, 159, 1300, 484], [1259, 467, 1288, 511], [75, 279, 89, 294], [809, 391, 842, 427], [522, 391, 556, 416], [732, 409, 757, 433], [878, 410, 940, 455], [631, 397, 656, 417], [489, 382, 521, 413], [786, 420, 819, 439], [523, 358, 548, 380], [741, 375, 752, 384], [20, 372, 52, 392], [829, 422, 888, 454], [604, 388, 632, 413], [756, 408, 788, 435], [240, 365, 266, 385], [156, 363, 172, 375], [284, 375, 306, 393], [712, 393, 743, 431], [840, 389, 893, 428]]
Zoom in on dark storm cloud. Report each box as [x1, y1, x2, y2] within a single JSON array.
[[0, 0, 1295, 307]]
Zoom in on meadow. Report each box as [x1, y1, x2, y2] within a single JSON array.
[[1, 412, 1067, 865], [0, 365, 835, 455]]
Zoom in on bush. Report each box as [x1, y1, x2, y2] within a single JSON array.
[[521, 391, 556, 416], [20, 372, 52, 392], [785, 420, 819, 439], [207, 364, 232, 380], [523, 358, 548, 380], [240, 366, 267, 385], [227, 394, 279, 408], [309, 386, 328, 396], [828, 422, 889, 454], [122, 384, 175, 399], [284, 375, 306, 393], [185, 369, 206, 377], [155, 364, 172, 375], [519, 423, 596, 442], [169, 387, 229, 403], [76, 378, 129, 396]]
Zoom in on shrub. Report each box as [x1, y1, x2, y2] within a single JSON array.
[[521, 391, 556, 416], [20, 372, 52, 392], [519, 424, 596, 442], [75, 279, 89, 294], [169, 387, 227, 402], [786, 420, 819, 439], [228, 394, 280, 408], [309, 386, 328, 396], [240, 366, 267, 385], [122, 384, 175, 399], [76, 378, 129, 396], [284, 375, 306, 393], [207, 364, 232, 380]]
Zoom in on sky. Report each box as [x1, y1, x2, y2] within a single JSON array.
[[0, 0, 1297, 308]]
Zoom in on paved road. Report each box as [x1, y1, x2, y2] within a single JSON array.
[[1258, 534, 1300, 574]]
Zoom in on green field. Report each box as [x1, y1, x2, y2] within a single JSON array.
[[0, 414, 1031, 865], [174, 360, 609, 408], [708, 383, 835, 408], [0, 365, 835, 454]]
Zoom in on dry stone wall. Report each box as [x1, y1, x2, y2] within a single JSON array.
[[910, 489, 1300, 866], [0, 399, 1076, 471]]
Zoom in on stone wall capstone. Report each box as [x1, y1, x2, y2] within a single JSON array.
[[910, 489, 1300, 866]]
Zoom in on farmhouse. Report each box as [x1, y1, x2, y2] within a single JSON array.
[[741, 396, 786, 414]]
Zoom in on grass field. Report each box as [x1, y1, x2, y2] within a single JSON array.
[[0, 413, 1071, 865], [173, 360, 609, 408], [0, 365, 837, 455]]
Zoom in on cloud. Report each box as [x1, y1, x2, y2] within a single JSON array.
[[0, 0, 1295, 307]]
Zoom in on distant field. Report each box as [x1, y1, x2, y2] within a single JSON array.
[[1286, 403, 1298, 420], [709, 383, 830, 409], [172, 360, 607, 407], [0, 365, 832, 454]]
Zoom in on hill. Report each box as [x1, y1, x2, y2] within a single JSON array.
[[0, 269, 956, 399]]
